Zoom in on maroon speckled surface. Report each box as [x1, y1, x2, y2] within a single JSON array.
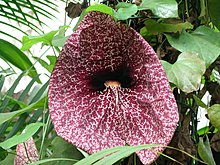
[[14, 136, 39, 165], [48, 11, 179, 164]]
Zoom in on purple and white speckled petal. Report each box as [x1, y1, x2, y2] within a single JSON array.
[[48, 11, 179, 165], [14, 135, 39, 165]]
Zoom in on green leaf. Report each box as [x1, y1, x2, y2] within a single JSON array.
[[73, 10, 87, 32], [5, 96, 27, 109], [0, 153, 14, 165], [0, 72, 25, 113], [46, 136, 83, 165], [197, 127, 210, 136], [94, 144, 159, 165], [75, 146, 130, 165], [46, 56, 56, 72], [208, 0, 220, 30], [75, 144, 159, 165], [52, 25, 70, 47], [0, 75, 5, 92], [138, 0, 178, 18], [86, 4, 114, 17], [143, 19, 193, 35], [114, 3, 138, 20], [207, 104, 220, 130], [199, 0, 206, 18], [0, 39, 39, 81], [29, 158, 78, 165], [21, 30, 59, 51], [0, 96, 47, 125], [198, 135, 216, 165], [161, 52, 206, 93], [0, 122, 45, 149], [33, 55, 56, 73], [193, 95, 208, 109], [52, 35, 69, 47], [166, 26, 220, 67], [4, 74, 41, 139]]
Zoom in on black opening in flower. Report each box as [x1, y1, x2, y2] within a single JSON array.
[[89, 65, 133, 91]]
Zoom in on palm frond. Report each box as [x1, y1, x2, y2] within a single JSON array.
[[0, 0, 65, 41]]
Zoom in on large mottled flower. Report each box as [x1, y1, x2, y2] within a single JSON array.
[[48, 11, 179, 164]]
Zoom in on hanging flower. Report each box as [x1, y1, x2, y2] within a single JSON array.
[[14, 133, 39, 165], [48, 11, 179, 164]]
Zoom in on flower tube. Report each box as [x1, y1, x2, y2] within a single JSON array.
[[48, 11, 179, 164]]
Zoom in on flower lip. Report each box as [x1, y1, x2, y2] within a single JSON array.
[[89, 65, 134, 91]]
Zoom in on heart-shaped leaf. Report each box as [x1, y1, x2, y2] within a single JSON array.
[[86, 4, 113, 17], [114, 2, 138, 20], [161, 52, 206, 93], [47, 136, 84, 165], [141, 19, 193, 35], [207, 104, 220, 130], [166, 26, 220, 67], [138, 0, 178, 18]]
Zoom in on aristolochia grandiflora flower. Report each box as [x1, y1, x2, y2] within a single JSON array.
[[48, 11, 179, 164]]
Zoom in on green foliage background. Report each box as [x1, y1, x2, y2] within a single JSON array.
[[0, 0, 220, 164]]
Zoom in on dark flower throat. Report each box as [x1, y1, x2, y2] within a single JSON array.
[[90, 66, 133, 91]]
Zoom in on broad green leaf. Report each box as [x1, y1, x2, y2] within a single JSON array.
[[166, 26, 220, 67], [0, 39, 39, 81], [46, 136, 83, 165], [0, 96, 47, 125], [142, 19, 193, 35], [161, 52, 206, 93], [0, 122, 44, 149], [0, 154, 14, 165], [21, 30, 59, 51], [208, 0, 220, 30], [207, 104, 220, 130], [114, 3, 138, 20], [193, 95, 208, 109], [86, 4, 114, 17], [138, 0, 178, 18], [29, 158, 78, 165], [198, 135, 216, 165]]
